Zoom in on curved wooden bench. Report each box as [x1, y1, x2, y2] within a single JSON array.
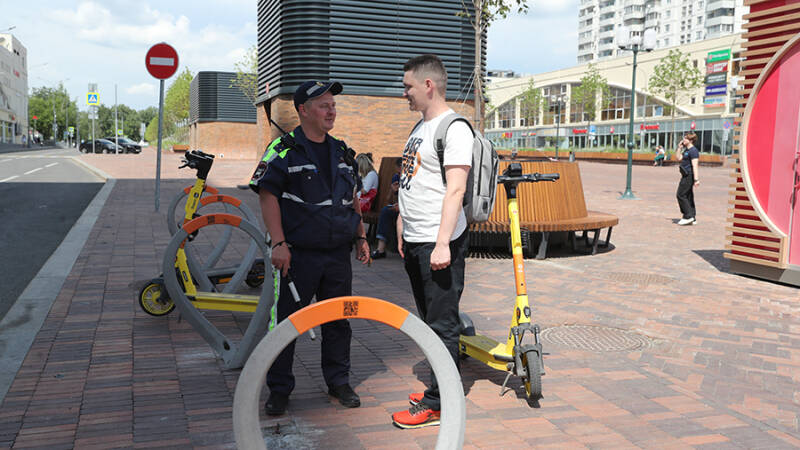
[[469, 160, 618, 259]]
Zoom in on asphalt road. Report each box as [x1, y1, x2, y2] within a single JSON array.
[[0, 148, 104, 320]]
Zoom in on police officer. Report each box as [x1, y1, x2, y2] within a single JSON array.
[[250, 80, 371, 416]]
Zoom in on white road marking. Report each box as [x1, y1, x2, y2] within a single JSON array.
[[0, 159, 10, 163], [24, 167, 43, 175], [0, 175, 19, 183], [45, 163, 58, 168]]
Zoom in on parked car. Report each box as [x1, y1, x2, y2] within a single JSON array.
[[103, 136, 142, 154], [79, 139, 122, 154]]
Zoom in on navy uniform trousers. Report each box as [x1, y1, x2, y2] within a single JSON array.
[[267, 245, 353, 395]]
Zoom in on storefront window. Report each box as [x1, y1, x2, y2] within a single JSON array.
[[497, 100, 515, 129], [601, 87, 630, 121]]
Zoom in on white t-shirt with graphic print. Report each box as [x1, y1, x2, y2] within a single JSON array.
[[398, 109, 473, 243]]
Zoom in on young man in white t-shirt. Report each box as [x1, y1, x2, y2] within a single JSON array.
[[391, 54, 472, 429]]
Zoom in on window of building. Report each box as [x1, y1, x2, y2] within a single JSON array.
[[497, 101, 516, 129], [697, 16, 702, 24], [665, 38, 670, 46], [691, 96, 696, 104], [666, 10, 671, 18], [665, 24, 670, 32], [693, 59, 698, 68], [696, 31, 703, 39], [601, 87, 631, 121]]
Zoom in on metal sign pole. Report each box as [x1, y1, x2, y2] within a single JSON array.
[[114, 84, 119, 153], [155, 79, 165, 212]]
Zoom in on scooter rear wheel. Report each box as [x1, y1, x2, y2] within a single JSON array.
[[523, 349, 542, 400], [245, 261, 265, 288], [139, 281, 175, 316]]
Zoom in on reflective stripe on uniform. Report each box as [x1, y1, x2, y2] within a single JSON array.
[[282, 192, 333, 206], [342, 199, 353, 206], [338, 162, 353, 171], [288, 164, 317, 173]]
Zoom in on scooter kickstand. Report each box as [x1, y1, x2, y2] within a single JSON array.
[[499, 371, 514, 396]]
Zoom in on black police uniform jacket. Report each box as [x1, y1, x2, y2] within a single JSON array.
[[250, 126, 361, 250]]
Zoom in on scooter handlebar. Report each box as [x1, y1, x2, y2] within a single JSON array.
[[498, 172, 560, 183]]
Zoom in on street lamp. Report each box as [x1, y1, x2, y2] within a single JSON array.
[[617, 26, 656, 200], [550, 93, 567, 160]]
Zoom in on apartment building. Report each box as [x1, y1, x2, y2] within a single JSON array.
[[578, 0, 746, 63], [0, 33, 27, 144]]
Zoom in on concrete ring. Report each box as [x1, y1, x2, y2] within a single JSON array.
[[232, 296, 465, 450]]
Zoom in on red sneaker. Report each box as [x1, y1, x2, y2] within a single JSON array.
[[392, 402, 440, 429], [408, 392, 424, 405]]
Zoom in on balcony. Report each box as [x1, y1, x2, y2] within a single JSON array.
[[624, 0, 645, 6], [706, 14, 734, 28], [599, 13, 616, 24], [623, 9, 645, 21], [579, 33, 595, 44], [599, 28, 615, 39], [599, 40, 617, 52], [706, 0, 735, 10]]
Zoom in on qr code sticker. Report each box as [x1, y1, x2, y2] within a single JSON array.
[[343, 300, 359, 317]]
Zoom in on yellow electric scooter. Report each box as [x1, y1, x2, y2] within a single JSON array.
[[459, 162, 559, 401]]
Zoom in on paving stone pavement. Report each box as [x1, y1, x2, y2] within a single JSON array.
[[0, 147, 798, 449]]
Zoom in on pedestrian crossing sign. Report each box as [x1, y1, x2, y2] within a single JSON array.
[[87, 92, 99, 105]]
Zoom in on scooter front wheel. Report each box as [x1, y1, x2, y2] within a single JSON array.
[[523, 349, 543, 400], [139, 280, 175, 316]]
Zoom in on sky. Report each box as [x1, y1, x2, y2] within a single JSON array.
[[4, 0, 578, 112]]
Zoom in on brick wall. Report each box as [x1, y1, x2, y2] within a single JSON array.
[[189, 121, 259, 160], [257, 94, 475, 166]]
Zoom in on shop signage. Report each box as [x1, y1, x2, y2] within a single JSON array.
[[706, 61, 729, 74], [691, 121, 697, 130], [501, 132, 513, 138], [703, 96, 726, 107], [610, 126, 614, 134], [705, 72, 727, 85], [639, 124, 660, 131], [572, 129, 588, 134], [707, 49, 731, 63], [705, 84, 728, 96]]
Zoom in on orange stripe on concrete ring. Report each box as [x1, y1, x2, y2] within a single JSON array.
[[288, 297, 409, 334], [182, 213, 243, 235]]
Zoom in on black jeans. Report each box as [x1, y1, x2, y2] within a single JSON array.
[[403, 230, 468, 411], [676, 172, 696, 219], [267, 246, 352, 395]]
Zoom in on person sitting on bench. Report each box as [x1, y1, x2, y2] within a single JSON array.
[[371, 158, 403, 259]]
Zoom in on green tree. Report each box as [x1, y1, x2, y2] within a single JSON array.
[[459, 0, 530, 132], [648, 49, 703, 149], [571, 63, 610, 148], [518, 79, 542, 128], [28, 84, 77, 141], [163, 67, 193, 144], [231, 44, 258, 105]]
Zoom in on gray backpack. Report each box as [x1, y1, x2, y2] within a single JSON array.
[[424, 112, 499, 223]]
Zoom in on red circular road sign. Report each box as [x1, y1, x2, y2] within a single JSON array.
[[145, 43, 179, 80], [690, 120, 697, 130]]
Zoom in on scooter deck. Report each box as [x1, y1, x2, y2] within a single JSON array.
[[190, 291, 260, 313], [460, 334, 512, 371]]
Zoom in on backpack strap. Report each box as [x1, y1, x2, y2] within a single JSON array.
[[434, 113, 475, 186]]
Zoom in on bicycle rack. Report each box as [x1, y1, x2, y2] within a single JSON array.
[[167, 187, 261, 294], [233, 296, 466, 450], [162, 213, 272, 369]]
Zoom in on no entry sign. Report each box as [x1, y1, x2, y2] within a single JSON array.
[[146, 43, 179, 79]]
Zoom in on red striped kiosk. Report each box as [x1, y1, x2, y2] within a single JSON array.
[[732, 31, 800, 285], [233, 296, 466, 450]]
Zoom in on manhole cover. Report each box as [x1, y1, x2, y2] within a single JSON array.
[[604, 272, 675, 286], [541, 325, 652, 352]]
